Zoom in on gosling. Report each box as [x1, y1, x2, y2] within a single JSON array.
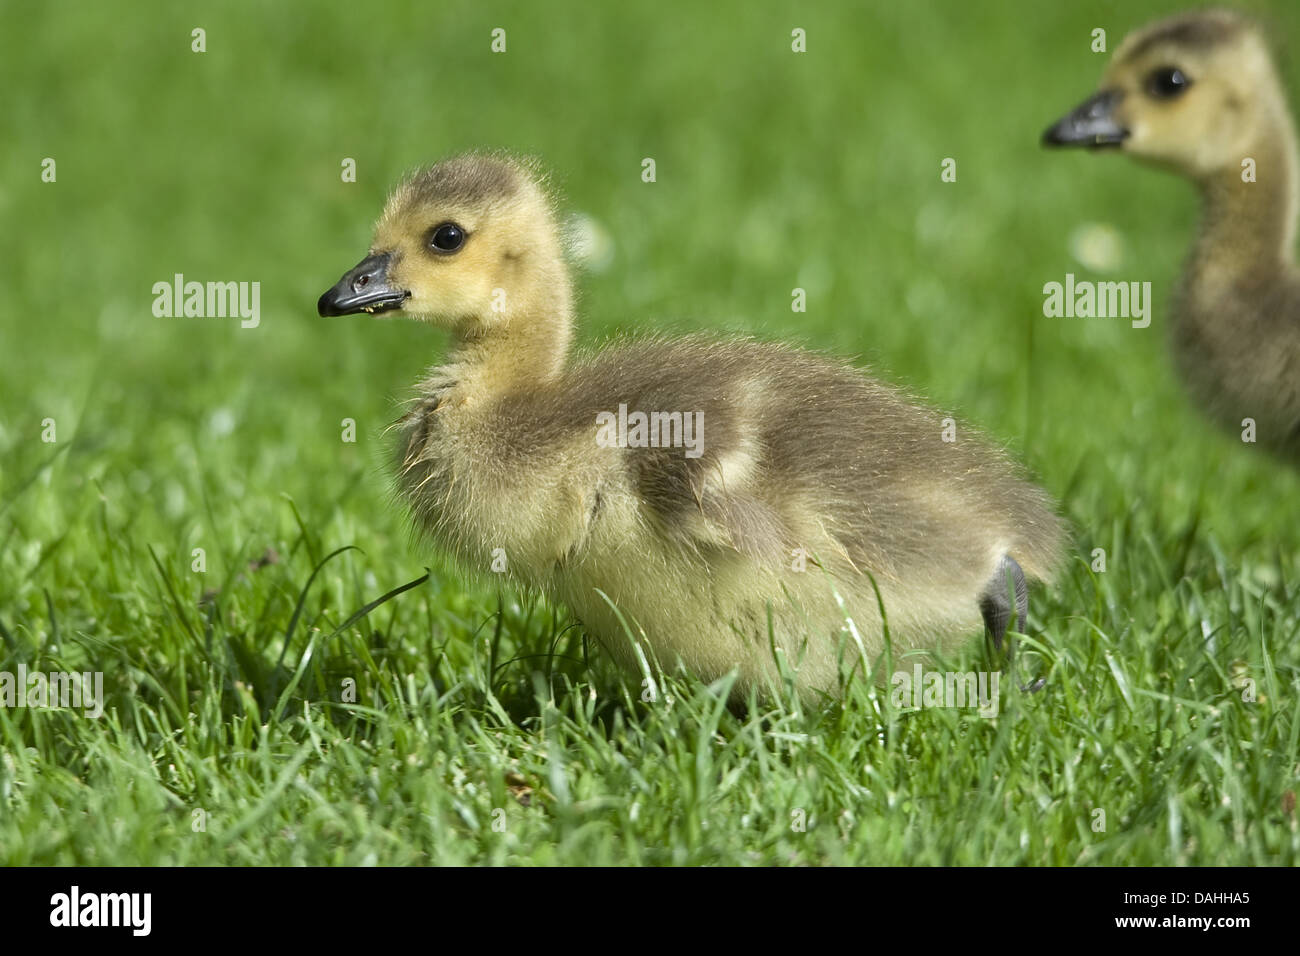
[[318, 153, 1066, 701], [1044, 8, 1300, 459]]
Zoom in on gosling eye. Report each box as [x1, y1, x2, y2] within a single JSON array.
[[1146, 66, 1191, 99], [428, 222, 467, 254]]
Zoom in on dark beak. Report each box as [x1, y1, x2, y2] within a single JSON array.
[[1042, 90, 1129, 148], [317, 253, 409, 316]]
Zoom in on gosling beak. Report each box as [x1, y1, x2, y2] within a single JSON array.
[[317, 253, 410, 317], [1042, 90, 1129, 148]]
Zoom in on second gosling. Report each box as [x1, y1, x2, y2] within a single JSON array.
[[318, 154, 1066, 701], [1044, 9, 1300, 459]]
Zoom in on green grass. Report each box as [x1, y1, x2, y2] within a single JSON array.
[[3, 0, 1299, 865]]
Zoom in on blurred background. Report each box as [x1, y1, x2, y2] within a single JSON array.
[[4, 0, 1299, 669]]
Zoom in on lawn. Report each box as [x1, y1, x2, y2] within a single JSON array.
[[2, 0, 1298, 865]]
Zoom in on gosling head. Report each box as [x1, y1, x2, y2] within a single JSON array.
[[318, 153, 569, 335], [1042, 10, 1291, 180]]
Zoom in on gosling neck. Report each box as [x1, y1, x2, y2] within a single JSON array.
[[1188, 116, 1299, 299], [443, 270, 574, 400]]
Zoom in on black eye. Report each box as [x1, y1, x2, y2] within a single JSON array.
[[1147, 66, 1191, 99], [429, 222, 466, 253]]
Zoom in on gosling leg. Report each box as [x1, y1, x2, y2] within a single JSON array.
[[979, 554, 1044, 693], [979, 554, 1027, 650]]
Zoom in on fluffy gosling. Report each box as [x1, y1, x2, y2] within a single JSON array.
[[318, 153, 1066, 701]]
